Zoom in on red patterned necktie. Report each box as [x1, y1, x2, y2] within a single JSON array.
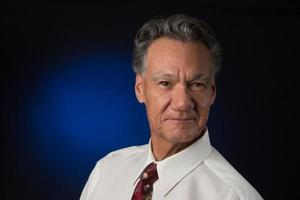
[[132, 162, 159, 200]]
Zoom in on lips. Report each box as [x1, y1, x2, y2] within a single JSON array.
[[163, 113, 197, 122], [164, 116, 196, 122], [167, 118, 194, 121]]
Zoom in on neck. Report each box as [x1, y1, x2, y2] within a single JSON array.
[[151, 132, 204, 161]]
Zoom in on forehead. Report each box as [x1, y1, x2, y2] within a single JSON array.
[[145, 37, 213, 76]]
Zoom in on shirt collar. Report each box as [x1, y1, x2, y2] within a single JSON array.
[[132, 129, 212, 197], [132, 138, 157, 186], [150, 129, 212, 197]]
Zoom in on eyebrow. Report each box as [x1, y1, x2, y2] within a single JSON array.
[[151, 73, 177, 82], [151, 73, 210, 83], [189, 74, 210, 82]]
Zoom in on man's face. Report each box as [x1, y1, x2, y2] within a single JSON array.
[[135, 37, 216, 145]]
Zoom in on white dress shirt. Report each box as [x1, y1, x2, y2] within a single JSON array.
[[80, 130, 263, 200]]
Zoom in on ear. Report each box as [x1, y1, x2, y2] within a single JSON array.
[[135, 74, 145, 103], [210, 79, 217, 105]]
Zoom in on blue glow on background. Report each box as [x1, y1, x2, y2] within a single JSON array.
[[24, 52, 149, 186], [20, 51, 229, 194]]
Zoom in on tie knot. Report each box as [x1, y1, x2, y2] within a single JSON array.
[[140, 163, 158, 184]]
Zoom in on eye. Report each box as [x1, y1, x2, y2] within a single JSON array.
[[158, 81, 171, 88], [190, 82, 205, 90]]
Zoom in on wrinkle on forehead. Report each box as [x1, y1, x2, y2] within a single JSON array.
[[151, 71, 211, 83], [145, 37, 214, 80]]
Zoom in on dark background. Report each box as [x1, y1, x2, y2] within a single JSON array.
[[1, 2, 299, 199]]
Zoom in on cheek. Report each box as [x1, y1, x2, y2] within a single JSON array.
[[195, 93, 213, 108], [147, 93, 171, 120], [195, 93, 213, 124], [202, 97, 212, 108]]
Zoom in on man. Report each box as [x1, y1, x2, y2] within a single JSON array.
[[80, 14, 263, 200]]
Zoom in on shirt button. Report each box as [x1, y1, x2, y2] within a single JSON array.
[[144, 184, 150, 191], [142, 172, 148, 179]]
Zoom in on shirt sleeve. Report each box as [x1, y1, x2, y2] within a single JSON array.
[[80, 160, 103, 200], [223, 185, 263, 200]]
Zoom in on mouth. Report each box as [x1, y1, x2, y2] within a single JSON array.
[[166, 118, 195, 122]]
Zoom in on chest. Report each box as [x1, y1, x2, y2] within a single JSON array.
[[89, 167, 233, 200], [151, 173, 232, 200]]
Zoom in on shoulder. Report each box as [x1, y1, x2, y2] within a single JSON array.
[[80, 144, 149, 199], [104, 144, 148, 159], [203, 148, 263, 200], [95, 144, 149, 168]]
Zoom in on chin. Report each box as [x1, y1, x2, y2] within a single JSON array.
[[166, 129, 201, 143]]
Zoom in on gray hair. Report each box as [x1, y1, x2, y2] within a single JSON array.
[[132, 14, 222, 75]]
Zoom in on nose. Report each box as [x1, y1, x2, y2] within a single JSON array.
[[171, 85, 195, 112]]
